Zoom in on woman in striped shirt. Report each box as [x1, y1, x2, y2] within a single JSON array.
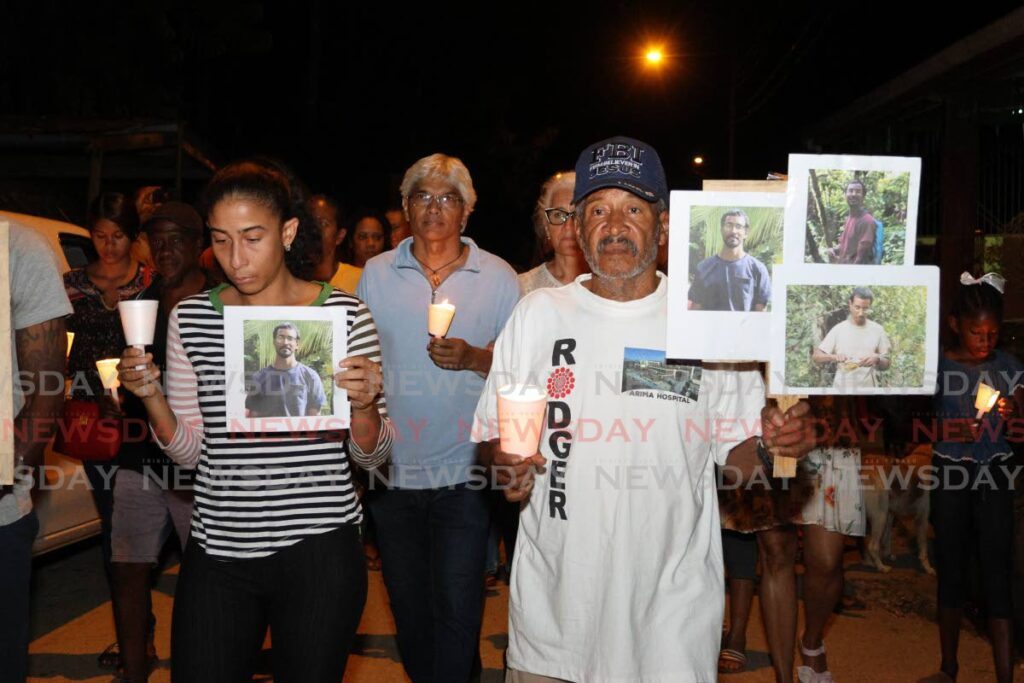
[[118, 160, 394, 683]]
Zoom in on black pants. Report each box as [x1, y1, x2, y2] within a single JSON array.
[[722, 528, 759, 581], [0, 511, 38, 683], [931, 456, 1016, 618], [171, 525, 367, 683], [82, 461, 116, 578]]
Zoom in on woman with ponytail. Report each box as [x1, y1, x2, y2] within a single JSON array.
[[117, 159, 393, 683]]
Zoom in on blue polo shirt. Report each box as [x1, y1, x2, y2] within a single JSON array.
[[358, 237, 520, 488], [689, 253, 771, 312], [246, 362, 327, 417]]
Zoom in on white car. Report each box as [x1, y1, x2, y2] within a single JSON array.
[[1, 210, 103, 555]]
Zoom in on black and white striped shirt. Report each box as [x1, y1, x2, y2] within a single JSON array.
[[159, 284, 393, 560]]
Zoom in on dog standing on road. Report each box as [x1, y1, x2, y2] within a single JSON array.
[[862, 446, 935, 575]]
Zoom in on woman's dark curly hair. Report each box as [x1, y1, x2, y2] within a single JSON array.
[[88, 191, 140, 240], [200, 158, 322, 281]]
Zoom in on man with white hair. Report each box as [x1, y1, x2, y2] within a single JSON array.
[[473, 136, 812, 682], [358, 153, 520, 681]]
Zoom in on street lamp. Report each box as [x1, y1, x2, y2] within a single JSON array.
[[644, 46, 664, 67]]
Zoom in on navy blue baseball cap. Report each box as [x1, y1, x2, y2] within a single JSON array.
[[571, 136, 668, 205]]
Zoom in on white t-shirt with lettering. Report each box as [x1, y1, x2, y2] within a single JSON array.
[[472, 274, 764, 682], [818, 319, 891, 388]]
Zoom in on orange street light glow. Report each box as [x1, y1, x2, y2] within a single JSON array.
[[645, 48, 664, 65]]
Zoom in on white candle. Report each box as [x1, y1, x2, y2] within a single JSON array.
[[95, 358, 121, 411], [497, 384, 548, 457], [428, 300, 456, 338], [975, 382, 1000, 420]]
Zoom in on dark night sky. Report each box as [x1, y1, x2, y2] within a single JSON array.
[[2, 0, 1020, 266]]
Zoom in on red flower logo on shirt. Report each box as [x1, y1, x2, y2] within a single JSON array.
[[547, 367, 575, 399]]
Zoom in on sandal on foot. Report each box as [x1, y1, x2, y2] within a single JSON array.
[[717, 648, 747, 674], [797, 640, 834, 683], [98, 642, 120, 670]]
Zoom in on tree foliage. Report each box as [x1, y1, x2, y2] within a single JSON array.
[[804, 170, 910, 264], [688, 205, 784, 283], [784, 285, 927, 388], [242, 319, 335, 413]]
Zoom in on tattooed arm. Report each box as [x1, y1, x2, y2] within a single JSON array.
[[14, 317, 67, 469]]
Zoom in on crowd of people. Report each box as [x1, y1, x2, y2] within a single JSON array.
[[1, 135, 1020, 683]]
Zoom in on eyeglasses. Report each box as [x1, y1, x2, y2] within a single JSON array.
[[850, 305, 871, 313], [274, 334, 298, 342], [409, 191, 464, 210], [544, 208, 575, 225]]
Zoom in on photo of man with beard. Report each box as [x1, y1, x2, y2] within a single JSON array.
[[826, 179, 877, 264], [245, 322, 328, 417], [688, 208, 772, 312]]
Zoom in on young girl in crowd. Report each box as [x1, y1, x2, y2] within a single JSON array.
[[924, 272, 1022, 683], [118, 160, 394, 683]]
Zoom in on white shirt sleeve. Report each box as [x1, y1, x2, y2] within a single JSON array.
[[472, 303, 523, 444], [704, 364, 765, 467], [818, 325, 838, 355], [344, 301, 393, 469], [877, 325, 892, 356]]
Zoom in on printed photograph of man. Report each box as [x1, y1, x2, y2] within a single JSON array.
[[245, 322, 328, 417], [812, 287, 891, 388], [792, 155, 919, 267], [826, 180, 877, 264], [689, 208, 772, 311]]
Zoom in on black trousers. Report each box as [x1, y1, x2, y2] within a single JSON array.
[[171, 525, 367, 683], [722, 528, 759, 581], [931, 456, 1015, 618], [0, 511, 38, 683]]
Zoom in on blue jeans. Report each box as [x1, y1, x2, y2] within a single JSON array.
[[370, 484, 490, 682], [0, 510, 39, 683]]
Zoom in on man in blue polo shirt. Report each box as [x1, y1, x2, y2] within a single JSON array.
[[689, 208, 772, 312], [357, 152, 519, 682]]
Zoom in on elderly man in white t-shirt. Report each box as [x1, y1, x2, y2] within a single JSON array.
[[473, 136, 813, 683], [812, 287, 892, 389]]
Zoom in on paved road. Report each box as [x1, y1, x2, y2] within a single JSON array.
[[25, 540, 1014, 682]]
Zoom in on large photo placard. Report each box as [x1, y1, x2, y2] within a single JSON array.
[[667, 190, 787, 361], [769, 264, 939, 395], [224, 305, 350, 433]]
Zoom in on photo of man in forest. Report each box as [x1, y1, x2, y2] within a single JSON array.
[[800, 161, 916, 267], [826, 179, 876, 264], [812, 287, 891, 388]]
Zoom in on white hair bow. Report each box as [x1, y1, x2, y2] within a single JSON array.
[[960, 271, 1006, 294]]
